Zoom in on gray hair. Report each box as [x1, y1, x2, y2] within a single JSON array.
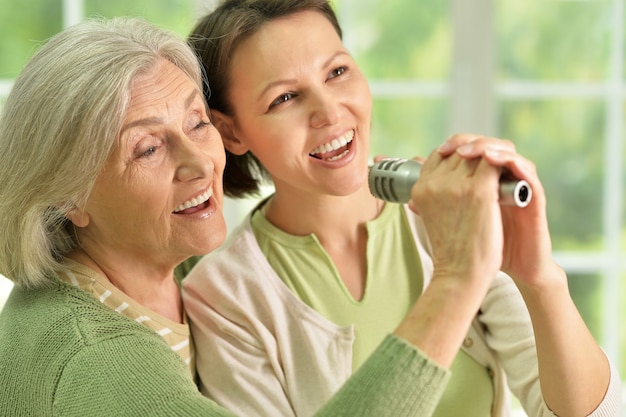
[[0, 17, 205, 288]]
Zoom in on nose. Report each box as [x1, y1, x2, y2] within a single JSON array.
[[174, 137, 214, 183], [309, 89, 341, 129]]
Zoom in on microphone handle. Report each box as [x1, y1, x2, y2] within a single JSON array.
[[368, 158, 532, 208]]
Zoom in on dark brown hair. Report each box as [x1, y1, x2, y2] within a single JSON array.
[[188, 0, 342, 198]]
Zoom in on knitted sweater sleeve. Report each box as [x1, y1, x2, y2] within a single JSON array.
[[3, 271, 451, 416], [53, 332, 448, 417], [53, 333, 238, 417], [314, 335, 451, 417]]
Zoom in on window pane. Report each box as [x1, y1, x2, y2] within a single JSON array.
[[499, 99, 605, 250], [0, 0, 63, 78], [496, 0, 612, 81], [85, 0, 196, 37], [370, 98, 448, 159], [569, 273, 604, 342], [340, 0, 452, 80]]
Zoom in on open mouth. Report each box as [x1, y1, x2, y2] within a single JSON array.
[[309, 130, 354, 162], [173, 188, 213, 215]]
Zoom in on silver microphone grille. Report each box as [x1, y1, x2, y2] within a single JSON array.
[[368, 158, 421, 203]]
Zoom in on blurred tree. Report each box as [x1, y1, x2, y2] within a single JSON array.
[[85, 0, 196, 37], [499, 100, 606, 250], [496, 0, 612, 81], [0, 0, 62, 78]]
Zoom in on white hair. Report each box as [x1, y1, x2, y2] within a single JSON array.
[[0, 17, 205, 287]]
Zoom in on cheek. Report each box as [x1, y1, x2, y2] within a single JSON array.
[[214, 143, 227, 172], [88, 165, 175, 237], [121, 174, 172, 217], [240, 120, 291, 157], [355, 80, 373, 114], [341, 78, 372, 119]]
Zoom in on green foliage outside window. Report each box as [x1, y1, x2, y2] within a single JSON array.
[[0, 0, 63, 78], [496, 0, 612, 81], [84, 0, 196, 37]]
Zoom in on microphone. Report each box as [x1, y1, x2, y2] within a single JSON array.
[[368, 158, 532, 208]]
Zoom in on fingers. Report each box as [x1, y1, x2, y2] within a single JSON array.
[[383, 133, 540, 211], [420, 134, 511, 181], [435, 133, 535, 186], [438, 133, 516, 159], [423, 145, 490, 185], [373, 154, 427, 164], [414, 151, 500, 213]]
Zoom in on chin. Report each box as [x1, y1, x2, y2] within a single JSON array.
[[331, 178, 367, 197], [200, 228, 228, 254]]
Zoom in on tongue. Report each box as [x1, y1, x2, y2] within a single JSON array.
[[313, 145, 348, 160], [175, 200, 208, 215]]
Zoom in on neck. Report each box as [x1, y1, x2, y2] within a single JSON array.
[[67, 248, 183, 323], [264, 184, 384, 245], [264, 183, 384, 302]]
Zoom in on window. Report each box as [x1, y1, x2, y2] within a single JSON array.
[[1, 1, 624, 414], [337, 0, 625, 413]]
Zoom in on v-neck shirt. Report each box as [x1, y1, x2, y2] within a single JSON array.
[[251, 202, 422, 370]]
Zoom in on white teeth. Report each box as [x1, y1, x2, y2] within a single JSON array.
[[310, 130, 354, 156], [174, 188, 213, 213]]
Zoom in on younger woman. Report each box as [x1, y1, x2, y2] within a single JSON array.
[[183, 1, 621, 416]]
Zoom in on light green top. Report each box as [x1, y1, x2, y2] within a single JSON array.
[[252, 202, 493, 417], [252, 201, 421, 370]]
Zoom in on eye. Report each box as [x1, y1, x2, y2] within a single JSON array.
[[195, 120, 211, 130], [140, 146, 158, 158], [328, 66, 347, 80], [269, 92, 296, 110], [132, 136, 162, 160], [188, 119, 214, 142]]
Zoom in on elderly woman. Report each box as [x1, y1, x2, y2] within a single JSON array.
[[0, 16, 485, 416]]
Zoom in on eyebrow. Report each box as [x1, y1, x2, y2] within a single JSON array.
[[257, 50, 350, 100], [120, 89, 200, 134]]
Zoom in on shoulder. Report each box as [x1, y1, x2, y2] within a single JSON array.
[[5, 279, 160, 348], [181, 216, 320, 328], [184, 216, 269, 287], [0, 281, 198, 415]]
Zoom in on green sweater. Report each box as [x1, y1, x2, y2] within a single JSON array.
[[0, 277, 449, 416]]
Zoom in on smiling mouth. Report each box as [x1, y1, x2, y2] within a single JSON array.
[[173, 189, 213, 214], [309, 130, 354, 162]]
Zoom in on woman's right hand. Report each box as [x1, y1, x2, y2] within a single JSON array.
[[410, 134, 512, 292], [392, 135, 512, 367]]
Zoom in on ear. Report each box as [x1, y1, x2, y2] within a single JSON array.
[[211, 109, 249, 156], [67, 206, 90, 228]]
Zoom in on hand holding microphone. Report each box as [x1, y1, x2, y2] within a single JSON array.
[[368, 158, 532, 208]]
